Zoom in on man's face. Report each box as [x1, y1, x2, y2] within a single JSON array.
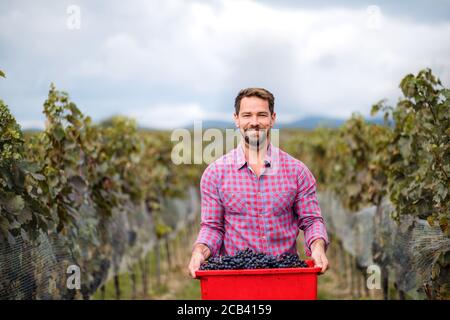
[[234, 96, 276, 149]]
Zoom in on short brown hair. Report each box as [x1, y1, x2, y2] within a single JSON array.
[[234, 88, 275, 115]]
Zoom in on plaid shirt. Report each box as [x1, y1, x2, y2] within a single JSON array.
[[194, 141, 329, 257]]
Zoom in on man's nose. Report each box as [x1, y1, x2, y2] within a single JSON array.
[[250, 116, 259, 127]]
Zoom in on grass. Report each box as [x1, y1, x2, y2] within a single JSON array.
[[317, 272, 335, 300], [174, 279, 201, 300]]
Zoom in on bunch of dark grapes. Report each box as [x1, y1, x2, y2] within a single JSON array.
[[199, 248, 308, 270]]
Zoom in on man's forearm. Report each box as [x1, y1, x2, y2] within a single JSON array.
[[310, 238, 326, 252]]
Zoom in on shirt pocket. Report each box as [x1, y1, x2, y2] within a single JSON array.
[[270, 190, 296, 215], [221, 192, 247, 215]]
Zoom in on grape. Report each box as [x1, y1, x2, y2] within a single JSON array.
[[199, 248, 309, 270]]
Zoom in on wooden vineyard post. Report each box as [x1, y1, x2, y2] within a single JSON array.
[[114, 275, 121, 300], [155, 238, 161, 287], [140, 253, 150, 297], [130, 269, 137, 299], [165, 235, 172, 271], [100, 285, 105, 300]]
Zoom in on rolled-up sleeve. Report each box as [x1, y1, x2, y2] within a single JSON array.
[[294, 164, 330, 256], [193, 163, 224, 257]]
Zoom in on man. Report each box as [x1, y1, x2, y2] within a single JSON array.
[[188, 88, 329, 278]]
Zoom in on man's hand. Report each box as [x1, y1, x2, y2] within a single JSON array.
[[188, 243, 211, 278], [310, 239, 329, 274]]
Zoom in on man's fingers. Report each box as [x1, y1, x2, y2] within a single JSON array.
[[312, 254, 322, 268], [188, 258, 199, 278], [320, 263, 327, 273], [188, 252, 205, 278], [312, 254, 329, 274], [321, 258, 328, 274], [317, 256, 328, 274], [188, 263, 198, 278]]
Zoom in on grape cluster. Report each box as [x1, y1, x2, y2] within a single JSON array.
[[199, 248, 308, 270]]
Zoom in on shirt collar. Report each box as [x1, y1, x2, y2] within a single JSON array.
[[235, 140, 274, 171]]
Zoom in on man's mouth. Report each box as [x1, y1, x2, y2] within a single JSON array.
[[243, 128, 269, 148], [245, 128, 262, 133]]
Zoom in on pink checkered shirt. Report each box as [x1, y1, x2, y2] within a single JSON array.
[[194, 141, 329, 257]]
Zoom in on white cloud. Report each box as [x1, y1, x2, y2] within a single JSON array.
[[126, 103, 204, 129], [0, 0, 449, 128], [126, 102, 237, 129]]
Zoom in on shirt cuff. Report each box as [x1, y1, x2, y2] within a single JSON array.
[[305, 235, 330, 257], [193, 239, 219, 257]]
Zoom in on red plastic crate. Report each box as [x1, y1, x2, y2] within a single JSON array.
[[195, 259, 321, 300]]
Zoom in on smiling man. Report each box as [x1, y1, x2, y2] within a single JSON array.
[[188, 88, 329, 278]]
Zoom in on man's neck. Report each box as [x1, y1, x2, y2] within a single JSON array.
[[243, 139, 270, 166]]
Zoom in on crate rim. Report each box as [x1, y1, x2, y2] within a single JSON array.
[[195, 259, 321, 278]]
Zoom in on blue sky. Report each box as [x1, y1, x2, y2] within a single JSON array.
[[0, 0, 449, 129]]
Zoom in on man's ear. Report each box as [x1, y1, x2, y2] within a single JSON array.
[[270, 112, 276, 128], [233, 112, 239, 127]]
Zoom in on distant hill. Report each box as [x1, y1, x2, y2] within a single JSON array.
[[187, 120, 236, 129], [281, 117, 345, 129], [22, 116, 385, 132], [183, 116, 385, 130]]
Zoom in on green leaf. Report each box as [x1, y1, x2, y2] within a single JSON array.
[[439, 217, 448, 233], [399, 74, 415, 97], [0, 70, 5, 78], [5, 195, 25, 214], [431, 263, 440, 280], [17, 209, 32, 224], [436, 183, 448, 200], [0, 216, 9, 235], [30, 172, 46, 181], [371, 104, 380, 116], [52, 126, 65, 142], [17, 161, 40, 174]]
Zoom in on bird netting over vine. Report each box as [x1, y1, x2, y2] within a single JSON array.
[[0, 187, 199, 300], [319, 191, 450, 299]]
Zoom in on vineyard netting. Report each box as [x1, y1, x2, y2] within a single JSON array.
[[0, 187, 199, 299], [320, 191, 450, 299]]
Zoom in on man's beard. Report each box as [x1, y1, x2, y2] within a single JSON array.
[[243, 128, 269, 149]]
